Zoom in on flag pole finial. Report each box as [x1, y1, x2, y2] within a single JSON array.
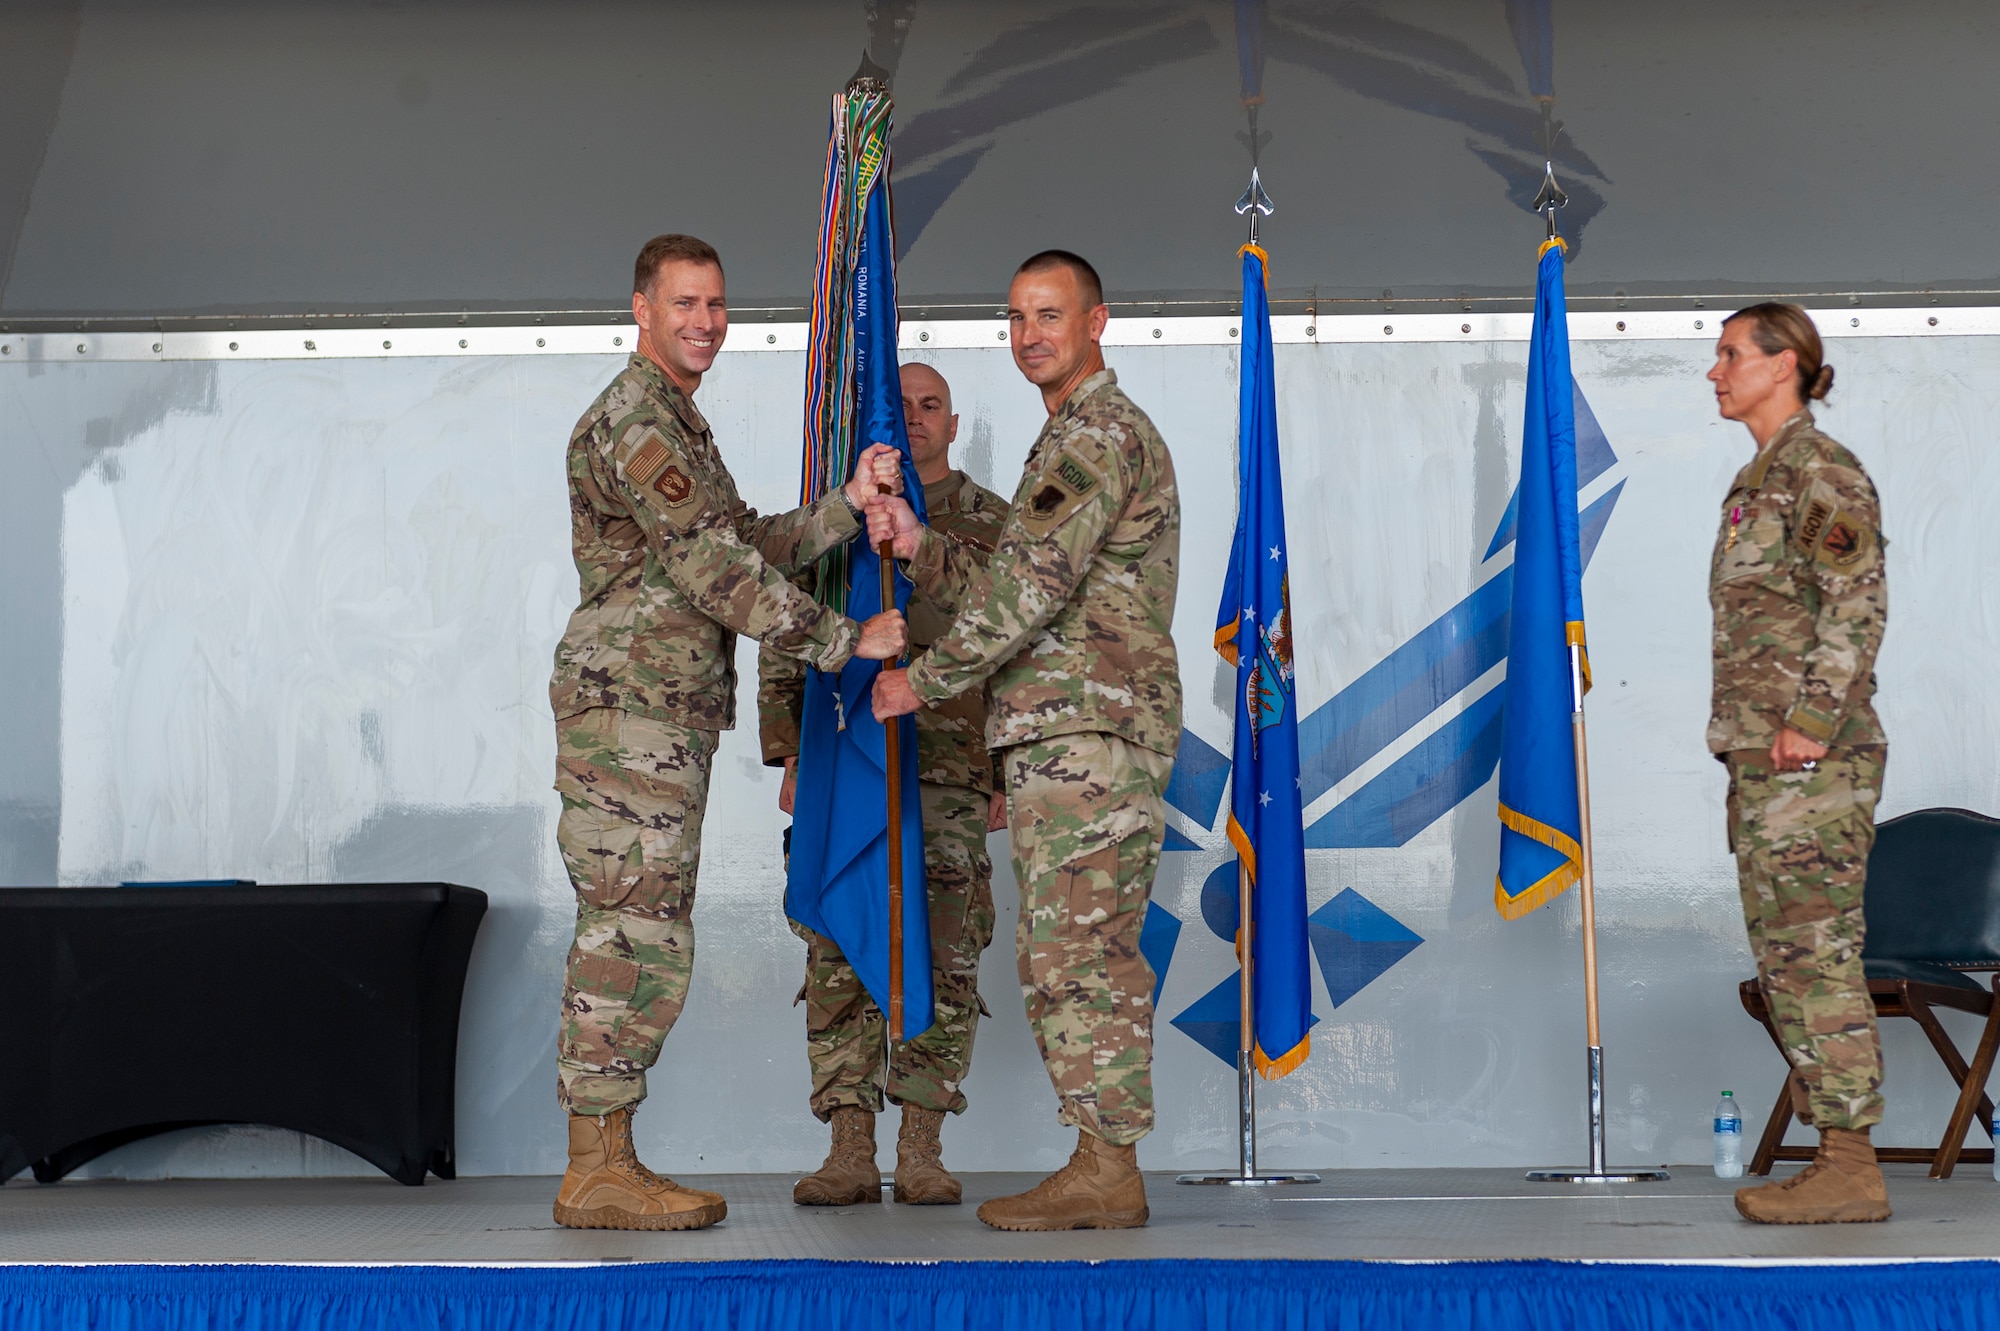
[[1531, 105, 1568, 244], [846, 49, 892, 95], [1235, 167, 1274, 247]]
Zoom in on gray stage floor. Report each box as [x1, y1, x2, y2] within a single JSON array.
[[6, 1166, 2000, 1265]]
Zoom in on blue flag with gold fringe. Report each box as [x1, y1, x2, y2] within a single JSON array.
[[1214, 243, 1312, 1077], [1494, 240, 1590, 919], [785, 86, 933, 1036]]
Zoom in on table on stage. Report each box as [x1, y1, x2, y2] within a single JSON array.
[[0, 882, 486, 1187]]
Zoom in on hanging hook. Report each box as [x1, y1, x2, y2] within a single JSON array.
[[1235, 166, 1274, 247]]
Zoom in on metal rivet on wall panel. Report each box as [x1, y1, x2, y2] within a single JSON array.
[[919, 331, 929, 342], [304, 340, 316, 351], [1152, 328, 1161, 338], [536, 338, 546, 348], [1849, 318, 1859, 327], [1304, 326, 1315, 337], [1694, 320, 1704, 330], [152, 342, 162, 352], [77, 343, 87, 354], [766, 334, 776, 344], [1229, 327, 1238, 337], [383, 341, 392, 350], [1929, 316, 1939, 326], [997, 331, 1005, 341], [1383, 325, 1393, 335], [613, 336, 622, 346], [458, 339, 467, 349], [1461, 324, 1471, 334], [2, 346, 9, 355], [229, 342, 238, 351], [1616, 321, 1626, 332]]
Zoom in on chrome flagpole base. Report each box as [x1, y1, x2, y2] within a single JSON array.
[[1527, 1044, 1671, 1183], [1175, 1049, 1323, 1186]]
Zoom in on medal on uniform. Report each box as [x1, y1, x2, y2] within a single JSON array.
[[1724, 504, 1742, 553]]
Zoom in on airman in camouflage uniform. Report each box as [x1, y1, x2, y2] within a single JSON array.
[[548, 234, 905, 1232], [1706, 304, 1890, 1225], [875, 252, 1180, 1231], [761, 408, 1009, 1205]]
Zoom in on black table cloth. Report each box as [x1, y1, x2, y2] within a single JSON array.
[[0, 883, 486, 1186]]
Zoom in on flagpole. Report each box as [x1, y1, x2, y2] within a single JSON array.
[[879, 510, 904, 1045], [1178, 162, 1316, 1188], [1520, 152, 1665, 1183]]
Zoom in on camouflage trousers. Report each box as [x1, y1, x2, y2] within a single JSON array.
[[1003, 731, 1174, 1147], [791, 781, 996, 1120], [1727, 745, 1888, 1131], [553, 707, 716, 1116]]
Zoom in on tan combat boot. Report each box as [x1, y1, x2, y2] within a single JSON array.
[[893, 1105, 962, 1204], [1735, 1126, 1890, 1224], [793, 1106, 881, 1206], [976, 1130, 1147, 1231], [553, 1108, 727, 1231]]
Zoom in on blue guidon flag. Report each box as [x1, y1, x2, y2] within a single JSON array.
[[1214, 242, 1313, 1078], [1494, 238, 1590, 919], [785, 83, 933, 1036]]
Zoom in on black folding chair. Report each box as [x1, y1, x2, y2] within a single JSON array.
[[1739, 807, 2000, 1179]]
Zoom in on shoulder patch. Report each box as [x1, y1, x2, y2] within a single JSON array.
[[627, 438, 671, 489], [1795, 495, 1834, 553], [1019, 448, 1109, 536], [655, 465, 696, 507], [1815, 511, 1875, 570]]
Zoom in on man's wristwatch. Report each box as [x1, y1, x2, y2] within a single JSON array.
[[839, 484, 864, 520]]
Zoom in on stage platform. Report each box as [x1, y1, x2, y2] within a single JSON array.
[[5, 1163, 1999, 1263], [8, 1167, 2000, 1330]]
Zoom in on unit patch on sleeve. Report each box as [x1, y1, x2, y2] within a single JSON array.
[[1815, 510, 1875, 570], [1020, 448, 1108, 535], [655, 465, 696, 507]]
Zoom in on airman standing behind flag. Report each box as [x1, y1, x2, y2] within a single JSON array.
[[760, 363, 1009, 1208], [873, 251, 1182, 1231], [1706, 302, 1891, 1225], [547, 233, 907, 1233]]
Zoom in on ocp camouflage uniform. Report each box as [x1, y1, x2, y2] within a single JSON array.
[[1710, 408, 1889, 1131], [552, 352, 868, 1116], [759, 469, 1009, 1120], [902, 369, 1181, 1147]]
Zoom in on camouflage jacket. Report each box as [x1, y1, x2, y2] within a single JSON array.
[[902, 369, 1183, 757], [1708, 410, 1888, 753], [758, 469, 1009, 792], [549, 354, 863, 731]]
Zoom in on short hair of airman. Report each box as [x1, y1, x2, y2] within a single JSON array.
[[1724, 301, 1834, 402], [1014, 250, 1104, 309], [634, 234, 723, 297]]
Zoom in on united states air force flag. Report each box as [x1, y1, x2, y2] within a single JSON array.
[[1494, 239, 1590, 919], [1213, 243, 1312, 1078], [785, 98, 933, 1036]]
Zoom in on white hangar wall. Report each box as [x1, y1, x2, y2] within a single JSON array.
[[4, 310, 1997, 1177]]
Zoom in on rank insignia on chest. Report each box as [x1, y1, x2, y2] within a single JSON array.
[[656, 465, 696, 507]]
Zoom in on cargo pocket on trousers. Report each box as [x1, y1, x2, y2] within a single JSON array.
[[1057, 832, 1150, 938], [567, 950, 643, 1008]]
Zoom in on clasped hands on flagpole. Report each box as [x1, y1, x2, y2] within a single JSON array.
[[865, 488, 930, 720], [846, 443, 917, 663]]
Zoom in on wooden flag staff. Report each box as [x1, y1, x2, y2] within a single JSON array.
[[879, 486, 905, 1044], [1522, 147, 1667, 1185]]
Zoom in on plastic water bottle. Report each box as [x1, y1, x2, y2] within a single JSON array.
[[1713, 1091, 1744, 1178]]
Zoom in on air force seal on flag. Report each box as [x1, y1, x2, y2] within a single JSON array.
[[1245, 577, 1295, 755]]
